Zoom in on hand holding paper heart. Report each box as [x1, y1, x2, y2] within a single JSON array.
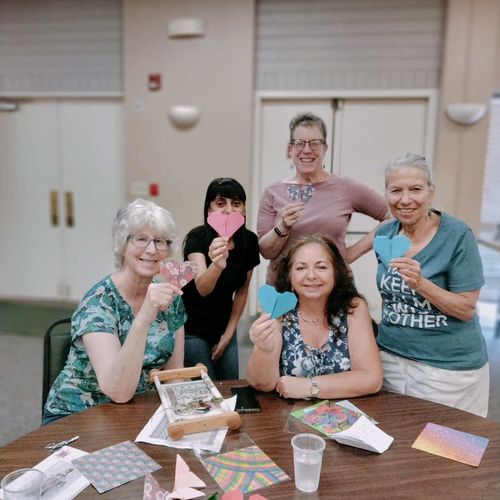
[[258, 284, 297, 319], [160, 259, 197, 288], [373, 235, 410, 266], [207, 212, 244, 238]]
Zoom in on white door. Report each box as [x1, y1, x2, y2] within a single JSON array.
[[252, 97, 432, 319], [0, 99, 124, 301]]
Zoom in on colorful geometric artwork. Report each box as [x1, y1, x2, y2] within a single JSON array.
[[72, 441, 160, 493], [291, 400, 362, 437], [202, 445, 289, 494], [412, 423, 489, 467]]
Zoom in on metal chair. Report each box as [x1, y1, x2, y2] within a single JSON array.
[[42, 318, 72, 413]]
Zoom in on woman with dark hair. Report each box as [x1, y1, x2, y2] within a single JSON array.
[[182, 178, 260, 380], [246, 235, 382, 399]]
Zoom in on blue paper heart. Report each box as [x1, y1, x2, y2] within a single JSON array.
[[258, 284, 297, 319], [373, 235, 410, 266]]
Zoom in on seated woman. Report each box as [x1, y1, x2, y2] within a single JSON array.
[[43, 199, 185, 424], [375, 153, 489, 417], [246, 235, 382, 399]]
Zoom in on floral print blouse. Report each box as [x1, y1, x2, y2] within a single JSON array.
[[280, 307, 350, 377], [44, 275, 186, 418]]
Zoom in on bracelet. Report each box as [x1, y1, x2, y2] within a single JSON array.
[[273, 226, 289, 237]]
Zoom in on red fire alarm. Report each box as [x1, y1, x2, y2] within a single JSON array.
[[148, 74, 162, 91], [149, 183, 159, 197]]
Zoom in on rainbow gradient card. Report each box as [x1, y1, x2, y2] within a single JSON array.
[[412, 423, 489, 467]]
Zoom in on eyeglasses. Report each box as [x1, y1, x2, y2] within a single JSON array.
[[129, 235, 171, 251], [290, 139, 325, 151]]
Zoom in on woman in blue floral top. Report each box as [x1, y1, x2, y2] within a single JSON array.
[[246, 235, 382, 400], [43, 199, 186, 424]]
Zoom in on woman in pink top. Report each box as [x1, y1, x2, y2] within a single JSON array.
[[257, 112, 388, 285]]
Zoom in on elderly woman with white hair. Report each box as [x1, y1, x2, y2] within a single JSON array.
[[375, 153, 489, 416], [43, 199, 185, 424]]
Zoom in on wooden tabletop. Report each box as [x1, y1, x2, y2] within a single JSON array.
[[2, 383, 500, 498]]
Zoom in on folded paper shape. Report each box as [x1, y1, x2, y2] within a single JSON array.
[[207, 212, 245, 238], [160, 259, 197, 288], [373, 235, 410, 266], [258, 284, 297, 319]]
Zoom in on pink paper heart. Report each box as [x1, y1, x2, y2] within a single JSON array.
[[207, 212, 244, 238], [160, 259, 197, 288]]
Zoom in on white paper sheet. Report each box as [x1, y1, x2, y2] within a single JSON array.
[[332, 415, 394, 453], [0, 445, 90, 500], [136, 395, 237, 452]]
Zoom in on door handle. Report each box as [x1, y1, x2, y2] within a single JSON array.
[[49, 190, 59, 226], [65, 191, 74, 227]]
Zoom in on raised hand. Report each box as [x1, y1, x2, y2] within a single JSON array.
[[249, 313, 280, 352], [208, 237, 229, 269], [140, 282, 182, 324], [278, 201, 305, 232]]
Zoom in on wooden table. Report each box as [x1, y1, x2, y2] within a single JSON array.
[[2, 383, 500, 498]]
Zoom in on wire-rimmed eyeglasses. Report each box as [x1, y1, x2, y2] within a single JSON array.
[[129, 235, 172, 251], [290, 139, 325, 151]]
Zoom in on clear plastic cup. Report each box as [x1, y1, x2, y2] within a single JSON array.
[[291, 433, 326, 493], [1, 468, 45, 500]]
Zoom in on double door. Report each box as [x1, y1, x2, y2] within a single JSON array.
[[252, 96, 435, 318], [0, 99, 125, 301]]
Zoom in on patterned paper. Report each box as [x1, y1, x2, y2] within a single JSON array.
[[202, 445, 289, 494], [287, 184, 314, 203], [72, 441, 161, 493], [160, 259, 197, 288], [291, 400, 362, 437], [412, 423, 489, 467]]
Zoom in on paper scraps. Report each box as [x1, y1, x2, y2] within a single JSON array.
[[412, 422, 489, 467], [258, 284, 297, 319], [373, 235, 410, 266], [143, 455, 206, 500], [202, 445, 289, 494], [72, 441, 160, 494], [160, 259, 197, 288], [287, 183, 314, 204], [207, 212, 245, 238]]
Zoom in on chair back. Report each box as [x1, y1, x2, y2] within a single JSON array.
[[42, 318, 72, 412]]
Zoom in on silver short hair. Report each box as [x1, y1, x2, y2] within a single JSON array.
[[384, 153, 433, 188], [111, 198, 177, 269], [289, 112, 327, 143]]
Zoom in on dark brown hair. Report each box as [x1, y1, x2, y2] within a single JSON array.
[[276, 235, 362, 322]]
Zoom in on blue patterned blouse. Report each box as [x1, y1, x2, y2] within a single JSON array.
[[280, 307, 351, 377], [44, 275, 186, 418]]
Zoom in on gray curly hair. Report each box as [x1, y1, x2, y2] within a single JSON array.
[[111, 198, 177, 269]]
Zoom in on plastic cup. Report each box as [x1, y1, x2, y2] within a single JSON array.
[[1, 468, 45, 500], [291, 433, 326, 493]]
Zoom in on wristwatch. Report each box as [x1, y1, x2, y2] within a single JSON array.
[[310, 378, 320, 397]]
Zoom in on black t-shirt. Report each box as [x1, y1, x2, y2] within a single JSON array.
[[182, 224, 260, 344]]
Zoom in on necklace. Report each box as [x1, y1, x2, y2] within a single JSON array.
[[298, 309, 324, 324]]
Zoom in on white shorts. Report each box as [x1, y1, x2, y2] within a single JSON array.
[[380, 350, 490, 417]]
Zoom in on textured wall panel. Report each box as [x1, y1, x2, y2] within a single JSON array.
[[0, 0, 122, 93], [256, 0, 444, 90]]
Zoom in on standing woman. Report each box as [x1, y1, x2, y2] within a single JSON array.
[[43, 199, 185, 423], [376, 153, 489, 416], [258, 112, 388, 285], [183, 178, 260, 380]]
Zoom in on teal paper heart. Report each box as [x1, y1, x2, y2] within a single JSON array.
[[258, 284, 297, 319], [373, 235, 410, 266]]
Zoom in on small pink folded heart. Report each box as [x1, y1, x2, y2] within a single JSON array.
[[160, 259, 197, 288], [207, 212, 245, 238]]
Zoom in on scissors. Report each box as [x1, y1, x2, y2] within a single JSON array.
[[45, 435, 79, 451]]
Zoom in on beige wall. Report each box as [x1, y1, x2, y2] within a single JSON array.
[[434, 0, 500, 233], [123, 0, 255, 245]]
